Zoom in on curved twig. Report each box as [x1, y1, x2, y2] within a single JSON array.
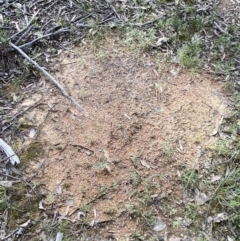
[[9, 10, 39, 40], [18, 28, 71, 49], [9, 42, 87, 115]]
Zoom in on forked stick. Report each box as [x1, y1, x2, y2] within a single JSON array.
[[10, 42, 87, 115]]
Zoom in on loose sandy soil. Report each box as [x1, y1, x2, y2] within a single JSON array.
[[21, 37, 229, 239]]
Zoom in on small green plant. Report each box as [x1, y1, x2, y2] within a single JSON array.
[[177, 41, 203, 69], [215, 139, 233, 157], [0, 187, 8, 211], [56, 16, 66, 27], [130, 153, 140, 164], [130, 172, 141, 186], [58, 220, 69, 232], [168, 205, 177, 216], [132, 231, 144, 241], [172, 218, 181, 229], [46, 192, 55, 203], [80, 88, 88, 101], [162, 145, 174, 158], [96, 49, 109, 59], [119, 123, 125, 130], [88, 135, 96, 145], [112, 181, 119, 191], [124, 27, 156, 50], [182, 168, 197, 190], [125, 202, 155, 228], [0, 29, 8, 44], [99, 184, 109, 194], [95, 157, 111, 173], [185, 202, 201, 223], [155, 81, 163, 94]]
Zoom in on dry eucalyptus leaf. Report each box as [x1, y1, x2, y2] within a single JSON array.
[[196, 146, 202, 158], [89, 219, 95, 227], [0, 181, 13, 187], [156, 37, 169, 46], [76, 211, 86, 220], [0, 138, 20, 165], [213, 213, 228, 223], [20, 219, 31, 228], [195, 188, 209, 205], [169, 237, 182, 241], [227, 236, 234, 241], [39, 200, 45, 210], [140, 159, 150, 169], [211, 174, 221, 182], [29, 128, 36, 138], [153, 217, 166, 232]]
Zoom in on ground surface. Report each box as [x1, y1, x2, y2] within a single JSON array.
[[19, 38, 229, 240], [1, 0, 240, 240]]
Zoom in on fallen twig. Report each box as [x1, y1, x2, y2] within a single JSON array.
[[0, 98, 43, 134], [9, 10, 39, 40], [15, 25, 34, 45], [9, 42, 87, 115], [0, 138, 20, 165], [4, 173, 38, 196], [18, 28, 71, 49], [132, 17, 162, 27], [1, 229, 18, 241], [70, 143, 94, 155], [214, 22, 233, 37], [110, 4, 121, 20]]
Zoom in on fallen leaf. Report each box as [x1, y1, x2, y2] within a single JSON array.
[[76, 211, 86, 220], [156, 37, 169, 46], [0, 138, 20, 165], [227, 236, 234, 241], [153, 216, 166, 232], [0, 181, 13, 187], [211, 174, 221, 182], [169, 237, 182, 241], [196, 146, 202, 158], [140, 159, 150, 169], [20, 219, 31, 228], [93, 207, 97, 219], [213, 213, 228, 223], [153, 69, 159, 77], [89, 219, 95, 227], [39, 200, 45, 210], [29, 128, 36, 138], [195, 188, 209, 205]]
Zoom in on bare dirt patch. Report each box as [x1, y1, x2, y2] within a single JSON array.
[[25, 39, 228, 239]]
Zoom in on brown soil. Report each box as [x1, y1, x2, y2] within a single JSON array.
[[22, 37, 228, 239]]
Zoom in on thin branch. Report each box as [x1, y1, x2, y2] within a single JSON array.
[[132, 17, 162, 27], [1, 229, 18, 240], [110, 4, 121, 20], [18, 28, 71, 49], [15, 25, 34, 45], [9, 10, 39, 40], [71, 13, 93, 23], [0, 98, 43, 134], [9, 42, 87, 115], [214, 22, 233, 37]]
